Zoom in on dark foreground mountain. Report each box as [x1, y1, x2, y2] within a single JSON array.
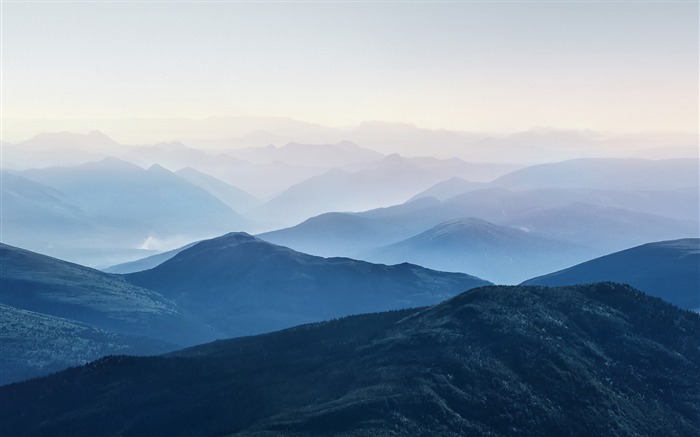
[[523, 238, 700, 310], [0, 243, 216, 384], [126, 232, 490, 337], [2, 283, 698, 437]]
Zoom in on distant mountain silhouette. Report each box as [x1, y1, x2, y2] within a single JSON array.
[[2, 283, 698, 436], [251, 155, 515, 228], [126, 232, 490, 337], [3, 131, 120, 168], [503, 202, 699, 251], [523, 239, 700, 310], [259, 186, 698, 281], [122, 143, 327, 199], [258, 212, 386, 257], [102, 241, 199, 274], [17, 130, 120, 152], [408, 176, 487, 201], [0, 243, 216, 384], [490, 158, 699, 191], [225, 140, 384, 167], [175, 167, 260, 212], [366, 218, 589, 283], [22, 158, 246, 233], [258, 197, 445, 258], [0, 170, 95, 241], [15, 158, 250, 265]]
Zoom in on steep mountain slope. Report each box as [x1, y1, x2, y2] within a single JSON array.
[[523, 239, 700, 310], [126, 232, 490, 337], [366, 218, 590, 284], [0, 243, 216, 357], [2, 283, 698, 437]]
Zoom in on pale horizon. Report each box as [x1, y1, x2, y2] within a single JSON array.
[[3, 1, 698, 142]]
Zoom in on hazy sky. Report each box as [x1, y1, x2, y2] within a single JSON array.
[[3, 1, 698, 136]]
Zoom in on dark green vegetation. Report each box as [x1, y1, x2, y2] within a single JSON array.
[[0, 304, 173, 385], [0, 243, 216, 385], [523, 238, 700, 310], [126, 232, 490, 337], [2, 283, 698, 437]]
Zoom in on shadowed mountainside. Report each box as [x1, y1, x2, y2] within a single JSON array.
[[0, 243, 217, 384], [1, 283, 698, 436], [126, 232, 490, 337], [523, 238, 700, 310]]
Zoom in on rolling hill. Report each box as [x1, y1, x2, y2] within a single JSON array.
[[365, 218, 590, 284], [2, 283, 697, 436], [126, 232, 490, 337], [523, 238, 700, 310]]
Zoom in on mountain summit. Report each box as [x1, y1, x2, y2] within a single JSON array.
[[126, 232, 490, 337]]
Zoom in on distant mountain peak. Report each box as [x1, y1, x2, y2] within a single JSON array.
[[194, 231, 261, 249], [147, 163, 171, 174], [382, 153, 406, 165], [19, 130, 121, 151], [84, 156, 143, 171]]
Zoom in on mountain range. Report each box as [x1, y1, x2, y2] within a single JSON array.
[[5, 158, 250, 267], [2, 235, 490, 384], [6, 122, 697, 161], [2, 282, 697, 436], [364, 218, 589, 284], [261, 181, 698, 281]]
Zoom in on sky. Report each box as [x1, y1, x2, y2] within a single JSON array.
[[2, 1, 699, 140]]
